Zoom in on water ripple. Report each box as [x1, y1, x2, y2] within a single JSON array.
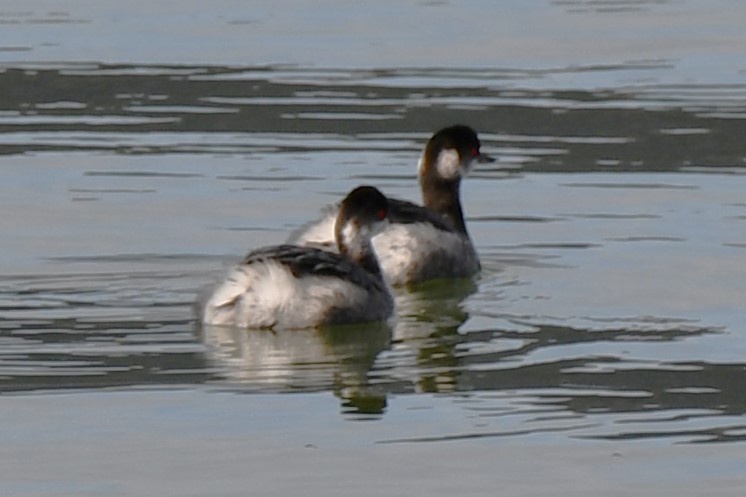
[[0, 64, 744, 172]]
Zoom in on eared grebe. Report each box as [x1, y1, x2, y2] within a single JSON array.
[[201, 186, 394, 329], [288, 125, 493, 286]]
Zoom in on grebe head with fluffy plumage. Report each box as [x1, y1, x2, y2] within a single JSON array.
[[417, 125, 493, 235], [334, 185, 389, 276], [418, 125, 492, 184]]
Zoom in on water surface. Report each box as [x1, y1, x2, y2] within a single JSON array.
[[1, 1, 745, 496]]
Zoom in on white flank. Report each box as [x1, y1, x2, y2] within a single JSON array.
[[286, 206, 338, 249], [201, 260, 367, 329], [373, 222, 475, 286]]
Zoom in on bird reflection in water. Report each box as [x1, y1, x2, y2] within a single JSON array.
[[197, 276, 479, 416], [198, 321, 392, 416]]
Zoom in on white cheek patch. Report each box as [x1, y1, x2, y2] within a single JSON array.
[[435, 148, 462, 180], [340, 220, 358, 248], [341, 219, 389, 266]]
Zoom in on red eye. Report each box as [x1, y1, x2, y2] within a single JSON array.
[[376, 208, 387, 220]]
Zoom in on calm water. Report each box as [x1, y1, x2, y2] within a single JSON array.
[[1, 1, 746, 496]]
